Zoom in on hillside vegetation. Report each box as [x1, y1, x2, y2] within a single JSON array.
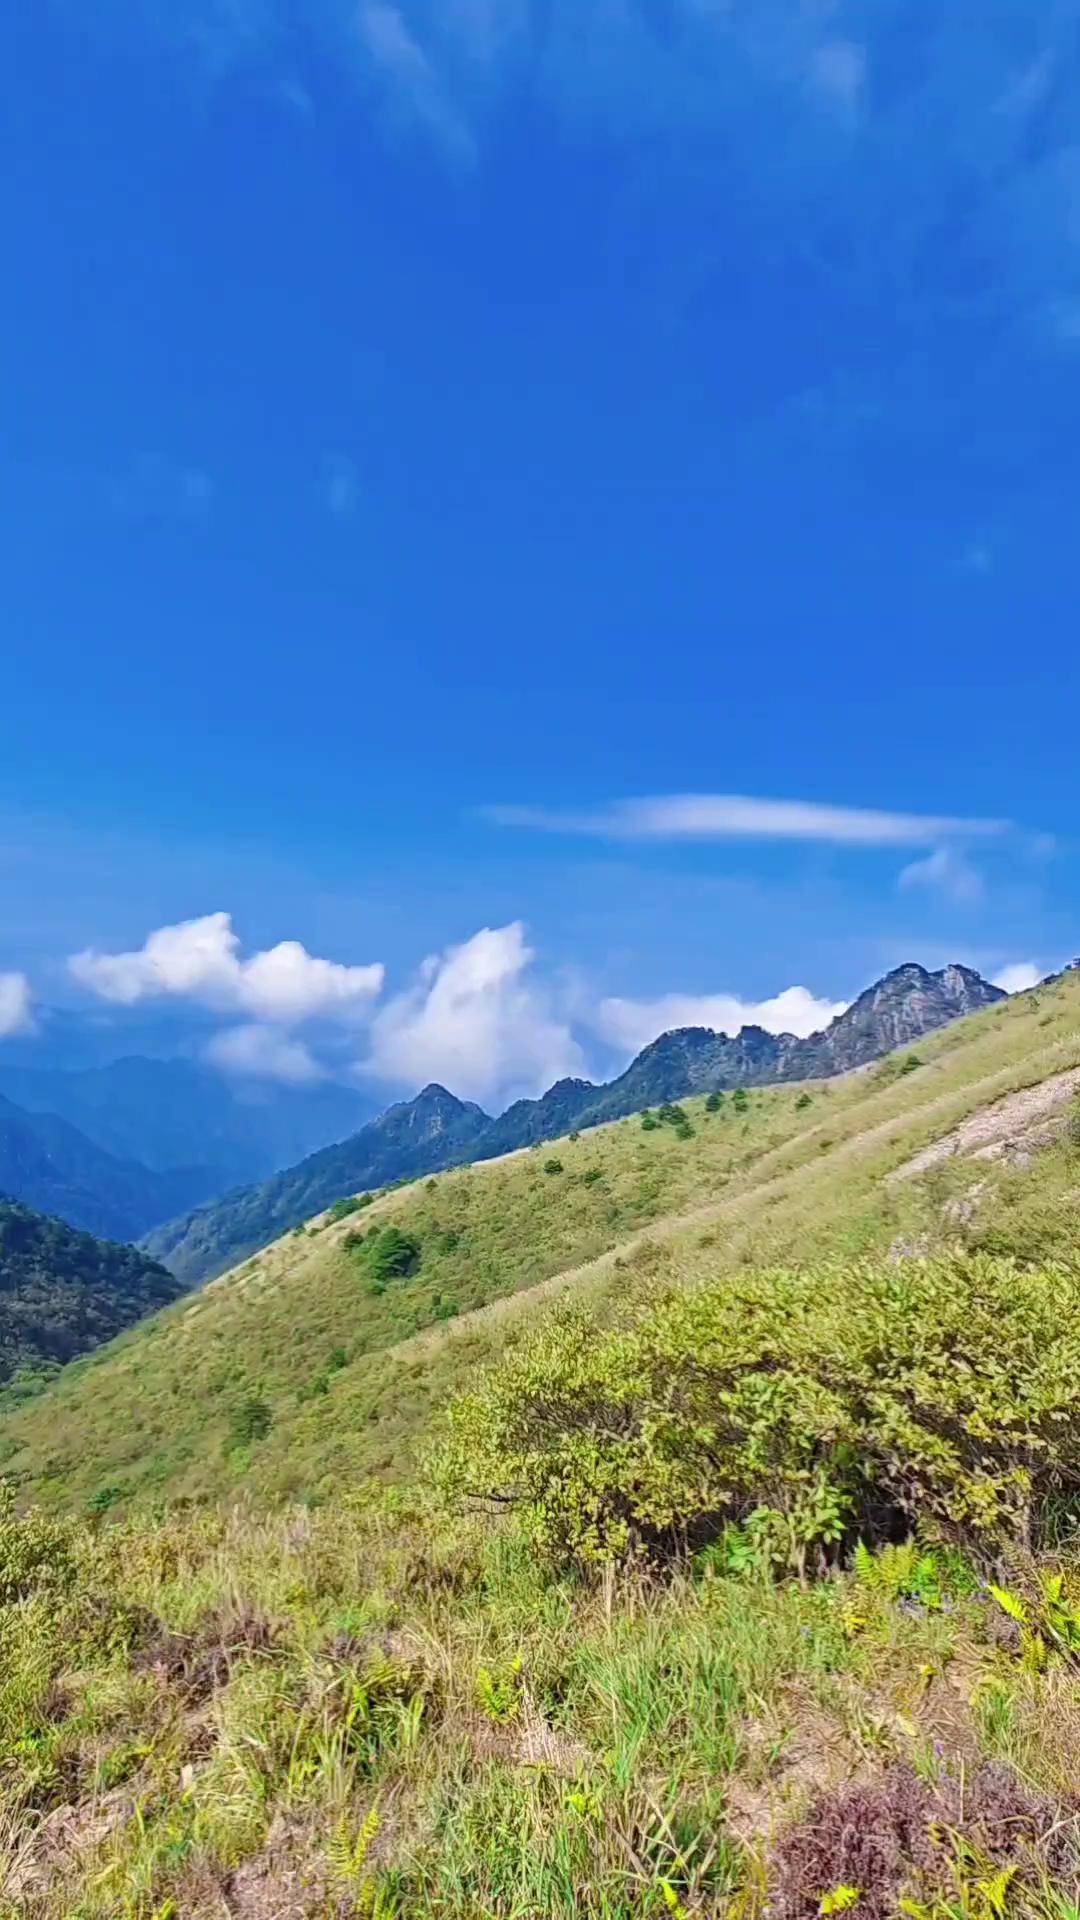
[[5, 974, 1080, 1914], [0, 1196, 181, 1390], [141, 962, 1004, 1285], [5, 969, 1080, 1514]]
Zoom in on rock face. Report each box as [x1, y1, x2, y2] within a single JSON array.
[[145, 962, 1006, 1283]]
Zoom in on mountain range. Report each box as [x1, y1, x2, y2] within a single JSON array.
[[143, 961, 1005, 1283], [0, 1060, 377, 1244]]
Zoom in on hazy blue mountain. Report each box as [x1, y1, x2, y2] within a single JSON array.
[[0, 1092, 218, 1243], [0, 1056, 376, 1189]]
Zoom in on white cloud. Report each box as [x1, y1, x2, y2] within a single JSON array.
[[992, 961, 1043, 994], [69, 912, 384, 1023], [365, 921, 583, 1104], [485, 793, 1009, 848], [0, 971, 35, 1038], [359, 4, 477, 162], [204, 1022, 323, 1083], [897, 846, 985, 906], [595, 984, 848, 1060]]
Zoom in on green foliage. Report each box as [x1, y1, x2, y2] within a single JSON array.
[[544, 1159, 565, 1175], [363, 1227, 422, 1285], [229, 1394, 273, 1446], [641, 1111, 659, 1132], [705, 1092, 724, 1113], [900, 1054, 924, 1075], [327, 1192, 374, 1222], [0, 1197, 180, 1385], [437, 1251, 1080, 1568], [795, 1092, 814, 1111], [582, 1168, 603, 1186], [732, 1087, 749, 1110], [0, 1481, 76, 1602]]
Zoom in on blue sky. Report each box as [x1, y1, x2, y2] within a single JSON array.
[[3, 1, 1080, 1105]]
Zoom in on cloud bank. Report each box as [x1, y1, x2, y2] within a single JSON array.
[[594, 984, 849, 1060], [992, 961, 1044, 994], [69, 912, 384, 1022], [366, 921, 584, 1105]]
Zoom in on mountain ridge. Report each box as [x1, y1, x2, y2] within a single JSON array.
[[0, 1193, 182, 1385], [143, 961, 1006, 1283]]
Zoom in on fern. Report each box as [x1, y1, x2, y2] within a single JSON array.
[[329, 1804, 380, 1883]]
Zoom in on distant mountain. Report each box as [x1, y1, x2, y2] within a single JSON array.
[[142, 1083, 488, 1284], [144, 962, 1006, 1285], [0, 1057, 376, 1190], [0, 1194, 181, 1385], [0, 1092, 219, 1243]]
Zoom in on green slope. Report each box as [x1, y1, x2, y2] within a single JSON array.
[[5, 968, 1079, 1513], [0, 1195, 181, 1388]]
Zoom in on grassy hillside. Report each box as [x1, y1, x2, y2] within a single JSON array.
[[6, 973, 1080, 1915], [5, 968, 1080, 1514]]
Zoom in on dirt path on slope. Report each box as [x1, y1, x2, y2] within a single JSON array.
[[381, 1035, 1080, 1372], [887, 1064, 1080, 1183]]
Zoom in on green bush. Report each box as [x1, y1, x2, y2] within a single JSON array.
[[543, 1159, 564, 1176], [582, 1168, 603, 1186], [795, 1092, 813, 1111], [900, 1053, 924, 1075], [327, 1192, 373, 1222], [705, 1092, 724, 1113], [229, 1395, 273, 1446], [641, 1112, 658, 1132], [365, 1226, 421, 1284], [437, 1253, 1080, 1571]]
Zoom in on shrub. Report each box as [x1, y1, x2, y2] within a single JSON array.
[[436, 1252, 1080, 1569], [327, 1194, 370, 1223], [568, 1131, 580, 1143], [900, 1054, 924, 1075], [365, 1226, 421, 1284], [705, 1092, 723, 1112], [0, 1484, 77, 1603], [543, 1159, 564, 1176], [641, 1112, 658, 1132], [582, 1168, 603, 1186], [732, 1087, 749, 1110], [795, 1092, 813, 1111], [229, 1395, 273, 1446]]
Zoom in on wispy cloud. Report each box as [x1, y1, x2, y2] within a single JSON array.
[[897, 846, 985, 907], [358, 3, 477, 163], [484, 793, 1010, 849], [0, 971, 35, 1038], [204, 1022, 324, 1083], [320, 453, 360, 519], [107, 452, 214, 524]]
